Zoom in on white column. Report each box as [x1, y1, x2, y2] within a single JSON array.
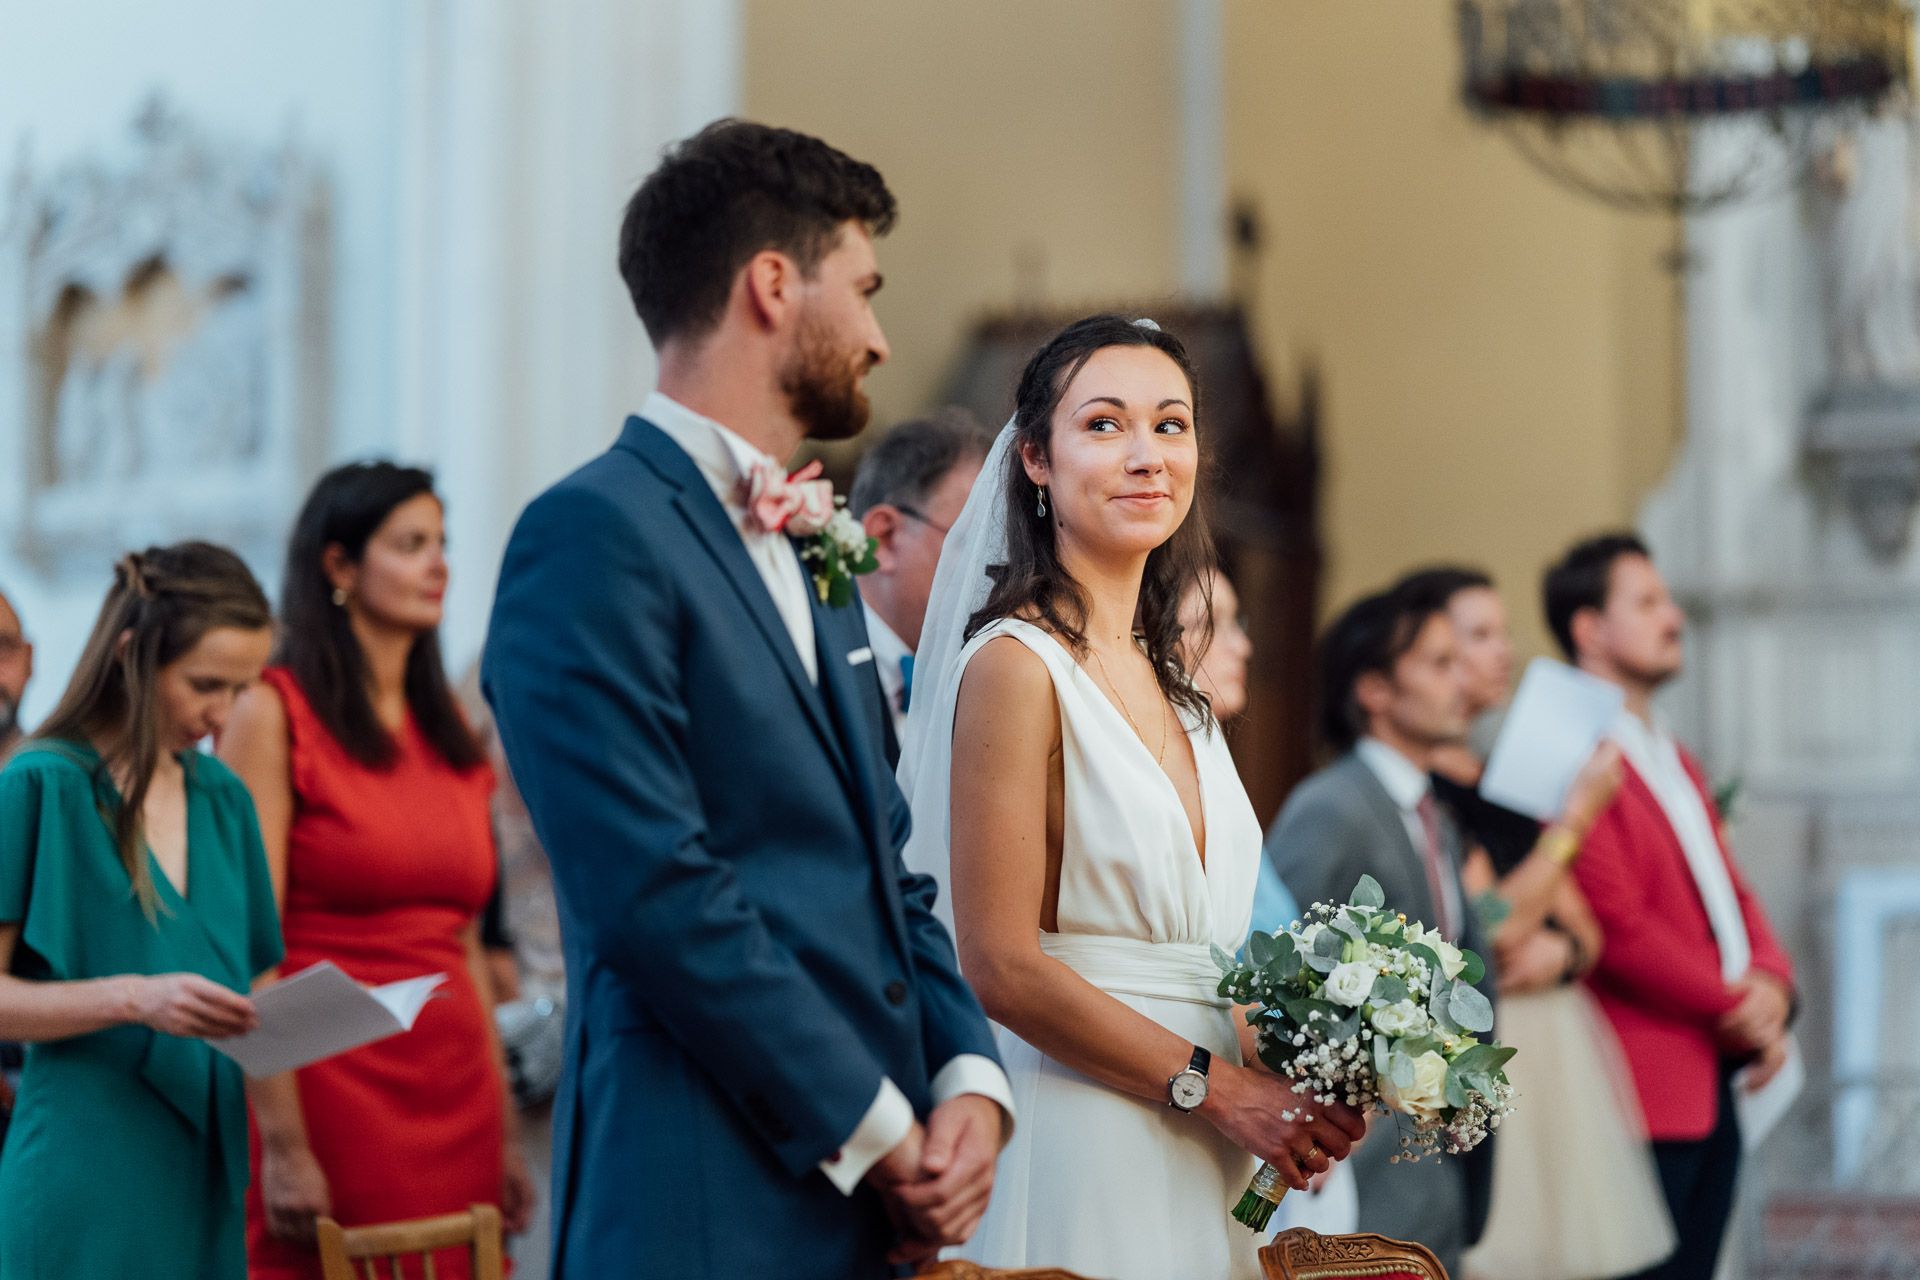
[[393, 0, 742, 669], [1177, 0, 1226, 300]]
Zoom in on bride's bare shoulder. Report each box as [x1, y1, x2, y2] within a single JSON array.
[[956, 631, 1056, 722]]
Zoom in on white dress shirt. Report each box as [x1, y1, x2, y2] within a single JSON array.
[[862, 600, 912, 740], [1609, 711, 1752, 983], [1355, 737, 1464, 938], [645, 391, 1013, 1193]]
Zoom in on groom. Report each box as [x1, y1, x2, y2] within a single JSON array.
[[483, 120, 1012, 1279]]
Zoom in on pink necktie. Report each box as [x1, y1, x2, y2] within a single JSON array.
[[1415, 792, 1458, 939]]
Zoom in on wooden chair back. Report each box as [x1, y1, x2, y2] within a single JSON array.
[[1260, 1227, 1450, 1279], [315, 1203, 504, 1280]]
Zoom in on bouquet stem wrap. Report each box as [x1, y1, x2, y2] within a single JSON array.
[[1231, 1161, 1289, 1230]]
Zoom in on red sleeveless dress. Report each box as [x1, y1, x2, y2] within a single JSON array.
[[246, 668, 504, 1279]]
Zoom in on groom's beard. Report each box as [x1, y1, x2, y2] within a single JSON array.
[[780, 313, 871, 442], [0, 692, 17, 742]]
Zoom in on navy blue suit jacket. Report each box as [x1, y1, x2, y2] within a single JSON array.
[[482, 416, 1001, 1278]]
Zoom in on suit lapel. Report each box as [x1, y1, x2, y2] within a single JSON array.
[[619, 417, 852, 787], [810, 590, 916, 961]]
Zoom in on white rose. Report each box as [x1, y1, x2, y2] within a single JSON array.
[[1380, 1050, 1451, 1122], [1323, 961, 1376, 1008], [1369, 999, 1431, 1039], [1427, 937, 1468, 981], [1402, 922, 1426, 945]]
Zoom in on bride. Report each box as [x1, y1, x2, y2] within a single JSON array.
[[899, 315, 1366, 1279]]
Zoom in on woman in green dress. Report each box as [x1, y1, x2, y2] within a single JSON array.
[[0, 542, 282, 1279]]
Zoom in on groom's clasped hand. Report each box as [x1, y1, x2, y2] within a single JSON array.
[[867, 1094, 1006, 1266]]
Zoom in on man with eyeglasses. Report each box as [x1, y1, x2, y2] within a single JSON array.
[[0, 585, 30, 763], [849, 408, 991, 760], [0, 584, 31, 1150]]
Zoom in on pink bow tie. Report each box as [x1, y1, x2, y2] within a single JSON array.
[[740, 458, 835, 537]]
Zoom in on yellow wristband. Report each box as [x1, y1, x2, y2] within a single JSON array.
[[1539, 826, 1582, 866]]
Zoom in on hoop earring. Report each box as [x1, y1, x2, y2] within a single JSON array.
[[331, 588, 348, 607], [1035, 486, 1048, 519]]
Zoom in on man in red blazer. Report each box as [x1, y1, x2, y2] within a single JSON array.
[[1543, 533, 1795, 1280]]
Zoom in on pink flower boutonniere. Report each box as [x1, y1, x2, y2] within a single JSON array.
[[741, 459, 879, 607]]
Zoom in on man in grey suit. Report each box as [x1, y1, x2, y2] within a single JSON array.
[[1264, 585, 1496, 1277]]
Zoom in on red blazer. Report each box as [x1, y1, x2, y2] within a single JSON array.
[[1571, 747, 1794, 1142]]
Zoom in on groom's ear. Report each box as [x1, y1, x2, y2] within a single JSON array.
[[740, 249, 798, 332]]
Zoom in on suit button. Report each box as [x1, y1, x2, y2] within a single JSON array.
[[884, 981, 909, 1007]]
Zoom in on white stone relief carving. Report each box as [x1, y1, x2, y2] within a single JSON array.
[[0, 95, 327, 579]]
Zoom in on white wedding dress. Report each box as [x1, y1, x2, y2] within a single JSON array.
[[949, 618, 1265, 1280]]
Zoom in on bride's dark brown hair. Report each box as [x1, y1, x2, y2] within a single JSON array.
[[966, 313, 1216, 726]]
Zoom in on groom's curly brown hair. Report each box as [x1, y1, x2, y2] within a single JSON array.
[[619, 118, 897, 347]]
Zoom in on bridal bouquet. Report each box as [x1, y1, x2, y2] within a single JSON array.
[[1212, 875, 1517, 1230]]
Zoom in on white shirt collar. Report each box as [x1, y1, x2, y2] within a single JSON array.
[[642, 390, 779, 513], [862, 600, 912, 668], [1356, 737, 1432, 813]]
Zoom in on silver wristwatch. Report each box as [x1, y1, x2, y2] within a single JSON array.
[[1167, 1044, 1211, 1112]]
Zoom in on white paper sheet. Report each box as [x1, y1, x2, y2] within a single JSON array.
[[210, 961, 447, 1079], [1479, 658, 1626, 821], [1735, 1033, 1805, 1152]]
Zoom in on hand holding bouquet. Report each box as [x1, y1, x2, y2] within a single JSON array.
[[1212, 875, 1516, 1230]]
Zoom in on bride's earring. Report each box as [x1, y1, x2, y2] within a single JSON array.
[[331, 587, 348, 607], [1036, 485, 1048, 519]]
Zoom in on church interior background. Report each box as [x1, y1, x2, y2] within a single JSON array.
[[6, 2, 1920, 1275]]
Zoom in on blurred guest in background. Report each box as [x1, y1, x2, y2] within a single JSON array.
[[0, 583, 33, 1147], [1183, 568, 1360, 1239], [1263, 586, 1494, 1278], [222, 462, 532, 1279], [459, 663, 566, 1280], [0, 585, 31, 762], [0, 543, 279, 1278], [1396, 566, 1676, 1280], [1543, 534, 1796, 1280], [850, 407, 990, 756]]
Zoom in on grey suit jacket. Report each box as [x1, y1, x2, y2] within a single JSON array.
[[1263, 751, 1495, 1277]]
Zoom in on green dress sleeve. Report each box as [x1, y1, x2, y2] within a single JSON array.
[[0, 750, 104, 978]]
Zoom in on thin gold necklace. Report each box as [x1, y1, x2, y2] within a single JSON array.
[[1086, 644, 1168, 765]]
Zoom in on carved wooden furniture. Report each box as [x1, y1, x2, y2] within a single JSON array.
[[914, 1263, 1099, 1280], [1259, 1227, 1449, 1279]]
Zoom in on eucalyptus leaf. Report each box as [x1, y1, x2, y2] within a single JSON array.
[[1444, 1066, 1469, 1109], [1303, 950, 1338, 975], [1314, 929, 1344, 960], [1211, 943, 1236, 974], [1448, 982, 1495, 1034], [1248, 931, 1278, 967], [1371, 974, 1410, 1005], [1458, 949, 1487, 987], [1389, 1050, 1417, 1090], [1350, 875, 1386, 909]]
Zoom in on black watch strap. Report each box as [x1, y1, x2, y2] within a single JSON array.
[[1188, 1044, 1212, 1077]]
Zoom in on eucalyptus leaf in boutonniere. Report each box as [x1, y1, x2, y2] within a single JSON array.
[[794, 503, 878, 607]]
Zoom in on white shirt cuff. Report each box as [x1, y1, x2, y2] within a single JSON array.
[[931, 1053, 1017, 1138], [819, 1077, 914, 1195]]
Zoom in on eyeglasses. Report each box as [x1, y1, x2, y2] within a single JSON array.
[[893, 503, 953, 536]]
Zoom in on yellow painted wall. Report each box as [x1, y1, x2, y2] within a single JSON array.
[[743, 0, 1185, 429], [1225, 1, 1675, 655], [743, 2, 1676, 660]]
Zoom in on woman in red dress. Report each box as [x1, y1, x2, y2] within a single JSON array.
[[223, 462, 533, 1278]]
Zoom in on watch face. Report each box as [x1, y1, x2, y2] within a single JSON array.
[[1170, 1069, 1208, 1110]]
